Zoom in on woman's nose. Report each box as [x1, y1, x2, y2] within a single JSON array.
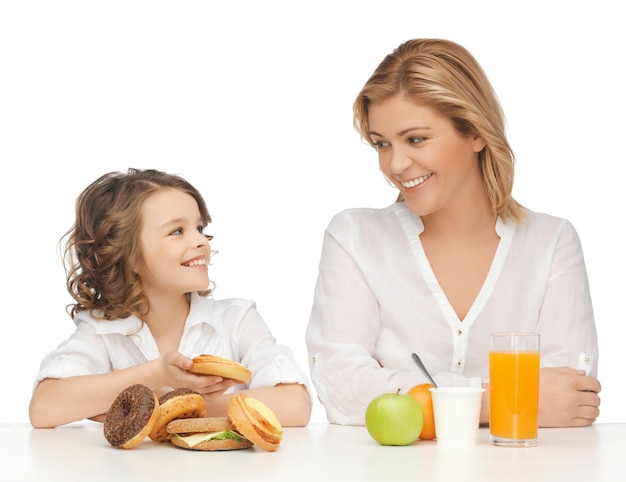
[[388, 147, 412, 174]]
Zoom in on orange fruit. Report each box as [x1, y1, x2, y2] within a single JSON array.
[[407, 383, 436, 440]]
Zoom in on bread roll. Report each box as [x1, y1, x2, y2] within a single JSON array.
[[189, 354, 251, 384]]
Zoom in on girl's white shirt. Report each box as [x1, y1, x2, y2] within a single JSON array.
[[35, 293, 311, 395]]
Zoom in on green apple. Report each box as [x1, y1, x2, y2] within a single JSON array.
[[365, 391, 424, 446]]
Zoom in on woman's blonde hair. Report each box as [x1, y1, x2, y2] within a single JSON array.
[[353, 38, 524, 221], [62, 168, 212, 321]]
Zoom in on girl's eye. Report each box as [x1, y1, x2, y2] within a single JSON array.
[[196, 225, 204, 234], [171, 228, 183, 235]]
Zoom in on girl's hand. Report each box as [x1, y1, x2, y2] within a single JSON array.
[[157, 352, 240, 396]]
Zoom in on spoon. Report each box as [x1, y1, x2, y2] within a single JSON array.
[[411, 353, 438, 389]]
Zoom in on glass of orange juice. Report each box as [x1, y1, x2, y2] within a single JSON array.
[[489, 332, 540, 447]]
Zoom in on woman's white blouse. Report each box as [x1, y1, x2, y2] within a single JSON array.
[[305, 202, 598, 425], [35, 292, 311, 395]]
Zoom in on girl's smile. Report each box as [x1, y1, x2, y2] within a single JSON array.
[[182, 255, 208, 268]]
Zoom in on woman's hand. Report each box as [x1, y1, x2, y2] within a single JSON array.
[[538, 367, 601, 427]]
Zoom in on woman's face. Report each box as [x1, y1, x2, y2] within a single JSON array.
[[367, 95, 486, 218], [135, 188, 212, 299]]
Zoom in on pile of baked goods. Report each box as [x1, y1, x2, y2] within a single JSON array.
[[102, 354, 282, 451]]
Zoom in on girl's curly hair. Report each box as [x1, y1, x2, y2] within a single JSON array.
[[62, 168, 211, 321]]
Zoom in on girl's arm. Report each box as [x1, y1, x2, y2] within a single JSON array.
[[29, 353, 228, 428], [203, 383, 312, 427]]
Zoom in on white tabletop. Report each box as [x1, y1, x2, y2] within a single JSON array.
[[2, 421, 624, 481]]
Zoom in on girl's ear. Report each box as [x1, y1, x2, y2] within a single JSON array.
[[131, 254, 143, 277]]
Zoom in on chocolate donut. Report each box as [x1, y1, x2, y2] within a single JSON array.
[[104, 384, 160, 449]]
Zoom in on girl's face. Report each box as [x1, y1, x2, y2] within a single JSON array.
[[367, 95, 486, 218], [135, 188, 211, 299]]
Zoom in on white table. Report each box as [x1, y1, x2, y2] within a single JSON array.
[[2, 422, 624, 481]]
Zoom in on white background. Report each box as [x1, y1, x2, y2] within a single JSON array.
[[1, 1, 624, 425]]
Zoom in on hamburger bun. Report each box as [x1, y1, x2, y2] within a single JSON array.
[[148, 387, 206, 442], [227, 394, 283, 452], [189, 354, 251, 384], [167, 417, 253, 451]]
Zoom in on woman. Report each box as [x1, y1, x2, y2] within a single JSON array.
[[305, 38, 600, 427]]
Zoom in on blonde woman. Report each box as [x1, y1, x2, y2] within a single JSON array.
[[306, 39, 600, 427]]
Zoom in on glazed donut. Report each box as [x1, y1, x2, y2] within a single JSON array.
[[148, 387, 206, 442], [104, 384, 160, 449]]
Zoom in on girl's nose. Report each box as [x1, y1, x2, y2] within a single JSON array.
[[200, 233, 212, 248]]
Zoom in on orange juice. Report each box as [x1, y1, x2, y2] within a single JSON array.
[[489, 350, 539, 441]]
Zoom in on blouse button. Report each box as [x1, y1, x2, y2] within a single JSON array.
[[457, 329, 462, 336], [456, 361, 462, 367]]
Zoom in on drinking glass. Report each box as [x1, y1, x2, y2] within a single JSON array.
[[489, 332, 540, 447]]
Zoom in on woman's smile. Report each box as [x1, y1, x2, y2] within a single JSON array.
[[401, 173, 433, 190]]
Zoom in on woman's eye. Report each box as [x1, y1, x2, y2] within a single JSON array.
[[408, 136, 425, 145], [373, 140, 390, 149]]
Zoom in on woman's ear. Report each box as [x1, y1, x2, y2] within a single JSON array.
[[472, 135, 487, 153]]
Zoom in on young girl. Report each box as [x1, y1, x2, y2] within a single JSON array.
[[30, 168, 312, 428], [306, 38, 601, 427]]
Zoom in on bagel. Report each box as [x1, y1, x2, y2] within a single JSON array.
[[227, 394, 282, 451], [148, 387, 206, 442], [104, 384, 160, 449], [189, 354, 251, 384], [167, 416, 253, 451]]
